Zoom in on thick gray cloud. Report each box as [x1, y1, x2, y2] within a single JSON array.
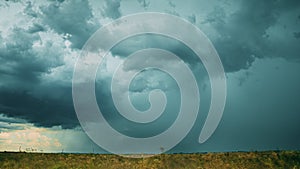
[[0, 0, 97, 128], [0, 27, 63, 83], [0, 88, 77, 129], [110, 34, 202, 73], [104, 0, 300, 73], [40, 0, 100, 49], [203, 0, 300, 72], [0, 0, 124, 130]]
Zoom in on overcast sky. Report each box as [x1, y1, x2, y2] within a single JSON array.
[[0, 0, 299, 153]]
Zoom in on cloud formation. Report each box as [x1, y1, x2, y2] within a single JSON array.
[[202, 0, 300, 72], [0, 27, 64, 83], [40, 0, 100, 49], [101, 0, 121, 19], [0, 0, 299, 137]]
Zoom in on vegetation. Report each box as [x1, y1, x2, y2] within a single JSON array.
[[0, 151, 300, 169]]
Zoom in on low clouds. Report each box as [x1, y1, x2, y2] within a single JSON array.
[[0, 88, 77, 129]]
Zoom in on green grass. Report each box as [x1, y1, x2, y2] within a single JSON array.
[[0, 151, 300, 169]]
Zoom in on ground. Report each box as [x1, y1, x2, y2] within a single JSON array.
[[0, 151, 300, 169]]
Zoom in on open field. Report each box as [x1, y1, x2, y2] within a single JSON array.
[[0, 151, 300, 169]]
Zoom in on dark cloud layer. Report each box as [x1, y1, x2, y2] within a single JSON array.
[[0, 27, 63, 83], [203, 0, 300, 72], [0, 88, 77, 129], [0, 0, 99, 128], [0, 0, 299, 135], [109, 0, 300, 73]]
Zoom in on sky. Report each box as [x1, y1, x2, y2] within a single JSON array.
[[0, 0, 299, 153]]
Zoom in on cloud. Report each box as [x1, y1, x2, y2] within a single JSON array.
[[101, 0, 122, 19], [202, 0, 300, 72], [23, 1, 38, 18], [0, 123, 25, 132], [27, 23, 45, 33], [0, 88, 77, 129], [0, 0, 299, 133], [109, 34, 201, 70], [0, 114, 26, 124], [0, 27, 64, 83], [0, 0, 88, 129], [40, 0, 100, 49]]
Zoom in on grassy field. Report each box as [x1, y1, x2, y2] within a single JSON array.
[[0, 151, 300, 169]]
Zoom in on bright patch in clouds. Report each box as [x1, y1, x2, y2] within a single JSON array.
[[0, 122, 62, 152]]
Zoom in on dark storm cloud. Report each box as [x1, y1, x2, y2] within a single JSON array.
[[1, 0, 300, 133], [110, 35, 201, 70], [108, 0, 300, 73], [0, 27, 63, 83], [40, 0, 100, 49], [0, 88, 77, 129], [0, 0, 116, 129], [0, 2, 74, 129], [203, 0, 300, 72], [0, 0, 101, 128]]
